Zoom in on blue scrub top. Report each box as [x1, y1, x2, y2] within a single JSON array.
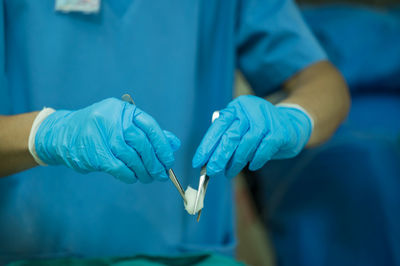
[[0, 0, 325, 262]]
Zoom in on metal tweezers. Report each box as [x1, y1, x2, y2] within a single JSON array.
[[122, 94, 187, 204], [193, 165, 209, 222], [193, 110, 220, 222]]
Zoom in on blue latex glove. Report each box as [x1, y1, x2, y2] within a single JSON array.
[[192, 95, 313, 178], [35, 98, 180, 184]]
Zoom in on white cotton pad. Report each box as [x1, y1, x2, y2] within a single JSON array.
[[184, 186, 205, 215]]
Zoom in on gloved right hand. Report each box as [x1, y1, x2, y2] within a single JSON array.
[[32, 98, 180, 184]]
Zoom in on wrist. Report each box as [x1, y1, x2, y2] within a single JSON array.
[[28, 107, 56, 166], [276, 103, 314, 153], [276, 103, 314, 133]]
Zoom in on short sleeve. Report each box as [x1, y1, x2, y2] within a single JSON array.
[[236, 0, 327, 96]]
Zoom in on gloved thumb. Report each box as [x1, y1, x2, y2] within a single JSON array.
[[163, 130, 181, 152]]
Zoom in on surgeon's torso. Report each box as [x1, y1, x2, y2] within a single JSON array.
[[0, 0, 238, 262]]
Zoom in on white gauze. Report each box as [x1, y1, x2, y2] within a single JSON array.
[[184, 186, 205, 215]]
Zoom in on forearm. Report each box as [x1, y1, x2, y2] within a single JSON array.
[[278, 61, 350, 146], [0, 112, 39, 177]]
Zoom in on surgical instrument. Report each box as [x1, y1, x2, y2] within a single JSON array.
[[194, 111, 220, 222]]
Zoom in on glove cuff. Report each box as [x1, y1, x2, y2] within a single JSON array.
[[28, 107, 56, 166], [275, 103, 314, 132]]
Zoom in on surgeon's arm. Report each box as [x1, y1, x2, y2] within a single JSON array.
[[0, 99, 181, 181], [0, 112, 39, 176], [192, 60, 350, 178], [192, 0, 350, 177], [279, 60, 350, 146]]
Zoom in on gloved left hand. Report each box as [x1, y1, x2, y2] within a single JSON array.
[[192, 95, 313, 178]]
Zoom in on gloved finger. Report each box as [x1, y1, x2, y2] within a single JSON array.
[[101, 156, 138, 184], [225, 126, 265, 178], [224, 150, 245, 179], [206, 117, 249, 176], [163, 130, 181, 152], [133, 108, 175, 169], [249, 134, 282, 171], [192, 107, 236, 168], [111, 141, 153, 184], [124, 124, 169, 181], [123, 151, 153, 184]]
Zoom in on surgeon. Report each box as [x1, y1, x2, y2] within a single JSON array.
[[0, 0, 349, 263]]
